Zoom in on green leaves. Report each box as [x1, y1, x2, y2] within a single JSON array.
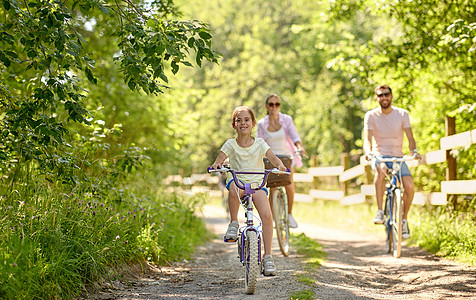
[[3, 0, 10, 10], [0, 0, 219, 187], [116, 17, 219, 94]]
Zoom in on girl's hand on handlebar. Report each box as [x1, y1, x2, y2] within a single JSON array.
[[211, 162, 222, 170]]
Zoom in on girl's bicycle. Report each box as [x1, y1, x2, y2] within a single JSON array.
[[264, 149, 306, 256], [207, 167, 290, 294], [370, 152, 418, 258]]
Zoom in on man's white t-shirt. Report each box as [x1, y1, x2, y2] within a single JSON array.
[[220, 137, 270, 185], [364, 106, 411, 157]]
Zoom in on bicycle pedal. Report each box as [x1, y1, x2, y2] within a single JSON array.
[[223, 236, 237, 243]]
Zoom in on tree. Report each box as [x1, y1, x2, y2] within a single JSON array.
[[0, 0, 219, 185]]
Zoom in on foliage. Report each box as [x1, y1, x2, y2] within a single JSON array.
[[163, 0, 476, 207], [326, 0, 476, 185], [0, 178, 208, 299], [1, 0, 475, 296], [0, 0, 219, 185], [161, 0, 368, 173], [0, 0, 218, 298], [412, 206, 476, 265]]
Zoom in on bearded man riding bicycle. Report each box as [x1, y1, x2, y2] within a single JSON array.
[[363, 84, 420, 239]]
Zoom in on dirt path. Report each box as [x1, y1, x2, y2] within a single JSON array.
[[86, 205, 476, 299]]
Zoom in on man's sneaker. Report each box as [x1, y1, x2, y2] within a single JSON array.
[[373, 210, 384, 224], [402, 219, 411, 239], [288, 214, 298, 228], [262, 255, 277, 276], [225, 221, 239, 240]]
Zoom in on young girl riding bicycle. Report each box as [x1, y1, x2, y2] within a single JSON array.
[[210, 106, 287, 276]]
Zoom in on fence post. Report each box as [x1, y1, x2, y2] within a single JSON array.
[[445, 115, 457, 207], [311, 154, 319, 189], [341, 153, 349, 196]]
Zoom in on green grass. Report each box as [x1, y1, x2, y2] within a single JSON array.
[[411, 208, 476, 265], [293, 199, 381, 236], [0, 183, 210, 299], [292, 198, 476, 265], [288, 232, 327, 300], [289, 289, 314, 300]]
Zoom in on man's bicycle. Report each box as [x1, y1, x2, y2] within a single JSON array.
[[207, 167, 289, 294], [370, 153, 418, 258], [264, 149, 305, 257]]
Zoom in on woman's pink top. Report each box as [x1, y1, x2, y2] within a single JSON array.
[[257, 112, 303, 168]]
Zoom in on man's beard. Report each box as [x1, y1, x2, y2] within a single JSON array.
[[379, 101, 391, 109]]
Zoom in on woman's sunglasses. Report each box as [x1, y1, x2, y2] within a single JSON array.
[[267, 102, 281, 107]]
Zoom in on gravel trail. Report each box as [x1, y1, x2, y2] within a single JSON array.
[[85, 204, 476, 299]]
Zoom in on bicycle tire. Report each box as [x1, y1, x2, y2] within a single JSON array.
[[384, 191, 392, 254], [244, 230, 258, 294], [392, 188, 403, 258], [272, 188, 290, 256]]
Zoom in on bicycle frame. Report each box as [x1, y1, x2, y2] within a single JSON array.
[[239, 193, 262, 264], [372, 153, 418, 258], [383, 167, 401, 256], [208, 167, 287, 246], [207, 166, 289, 294]]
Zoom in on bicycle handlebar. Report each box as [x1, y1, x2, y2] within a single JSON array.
[[368, 152, 419, 175], [290, 149, 308, 160], [207, 167, 291, 191], [370, 152, 419, 163]]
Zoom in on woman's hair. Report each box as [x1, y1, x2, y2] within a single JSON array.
[[231, 106, 256, 128], [265, 93, 280, 105]]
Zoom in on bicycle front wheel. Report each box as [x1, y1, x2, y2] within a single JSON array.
[[391, 188, 403, 258], [384, 193, 392, 254], [244, 230, 259, 294], [273, 188, 290, 256]]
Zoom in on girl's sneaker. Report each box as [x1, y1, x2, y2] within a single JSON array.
[[262, 255, 277, 276], [224, 221, 239, 240]]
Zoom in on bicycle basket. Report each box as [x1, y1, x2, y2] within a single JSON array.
[[263, 155, 292, 188]]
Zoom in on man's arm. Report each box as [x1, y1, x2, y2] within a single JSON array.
[[404, 127, 418, 156], [363, 129, 374, 159]]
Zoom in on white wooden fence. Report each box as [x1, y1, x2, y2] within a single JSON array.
[[165, 117, 475, 206]]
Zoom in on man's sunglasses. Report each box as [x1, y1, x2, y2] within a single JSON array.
[[377, 92, 391, 97], [267, 102, 281, 107]]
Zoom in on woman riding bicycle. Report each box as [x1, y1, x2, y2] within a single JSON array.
[[257, 94, 306, 228], [210, 106, 286, 276]]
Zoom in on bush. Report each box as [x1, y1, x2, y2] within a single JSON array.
[[0, 184, 208, 299]]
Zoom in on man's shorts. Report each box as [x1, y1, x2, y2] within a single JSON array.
[[226, 179, 268, 195], [371, 156, 412, 177]]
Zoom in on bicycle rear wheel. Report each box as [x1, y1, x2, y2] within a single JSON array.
[[244, 230, 258, 294], [272, 188, 290, 256], [391, 188, 403, 258]]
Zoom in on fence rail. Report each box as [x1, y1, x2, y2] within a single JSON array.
[[165, 116, 475, 206]]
